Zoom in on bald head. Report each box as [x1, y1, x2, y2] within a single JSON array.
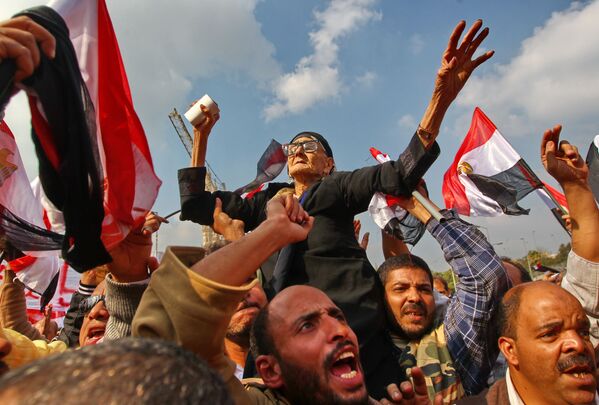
[[250, 285, 339, 358], [497, 281, 584, 340]]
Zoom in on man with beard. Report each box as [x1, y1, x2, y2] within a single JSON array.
[[225, 278, 267, 379], [134, 195, 430, 404], [458, 282, 598, 405], [378, 191, 509, 402]]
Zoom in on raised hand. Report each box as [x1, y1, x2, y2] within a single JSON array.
[[434, 20, 494, 106], [353, 219, 370, 250], [33, 304, 58, 341], [190, 100, 220, 167], [266, 194, 313, 245], [0, 16, 56, 82], [372, 367, 442, 405], [212, 197, 245, 241], [541, 125, 588, 186], [108, 211, 165, 282], [419, 20, 494, 144]]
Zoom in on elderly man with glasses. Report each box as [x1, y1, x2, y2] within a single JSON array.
[[178, 20, 494, 398]]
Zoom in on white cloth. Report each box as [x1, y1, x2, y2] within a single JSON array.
[[506, 368, 599, 404], [505, 369, 526, 405], [234, 363, 244, 381], [562, 250, 599, 346]]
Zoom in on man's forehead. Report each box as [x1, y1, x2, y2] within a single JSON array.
[[388, 267, 431, 284], [270, 287, 337, 320], [291, 136, 317, 144], [518, 285, 586, 329]]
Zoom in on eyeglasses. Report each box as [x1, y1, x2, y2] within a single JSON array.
[[282, 140, 320, 156], [78, 294, 105, 314]]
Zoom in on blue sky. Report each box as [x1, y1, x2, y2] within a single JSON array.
[[3, 0, 597, 271]]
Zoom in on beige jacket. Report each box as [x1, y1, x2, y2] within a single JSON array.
[[132, 246, 290, 405]]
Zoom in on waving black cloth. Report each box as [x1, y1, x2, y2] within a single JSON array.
[[179, 132, 440, 398], [0, 203, 63, 252], [0, 6, 110, 271]]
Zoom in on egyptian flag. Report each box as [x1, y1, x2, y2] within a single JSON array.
[[536, 182, 570, 233], [235, 139, 287, 197], [367, 147, 426, 245], [586, 135, 599, 202], [0, 121, 63, 305], [0, 121, 63, 255], [443, 108, 542, 216], [49, 0, 162, 251]]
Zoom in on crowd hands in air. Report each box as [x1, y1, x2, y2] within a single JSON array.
[[1, 13, 598, 405]]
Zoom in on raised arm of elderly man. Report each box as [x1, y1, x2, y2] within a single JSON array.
[[541, 125, 599, 345]]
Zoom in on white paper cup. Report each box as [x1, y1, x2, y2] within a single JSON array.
[[184, 94, 220, 126]]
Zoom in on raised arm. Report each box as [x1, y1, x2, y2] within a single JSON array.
[[541, 125, 599, 261], [189, 101, 220, 167], [418, 20, 494, 148], [399, 193, 508, 395], [542, 125, 599, 344]]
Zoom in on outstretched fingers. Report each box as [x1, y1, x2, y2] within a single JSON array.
[[445, 20, 466, 55], [457, 19, 483, 54]]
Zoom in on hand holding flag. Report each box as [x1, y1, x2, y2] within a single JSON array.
[[542, 125, 589, 186]]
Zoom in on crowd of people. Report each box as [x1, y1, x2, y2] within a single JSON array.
[[0, 10, 598, 405]]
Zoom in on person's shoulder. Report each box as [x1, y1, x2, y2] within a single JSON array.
[[455, 378, 508, 405], [243, 378, 291, 404]]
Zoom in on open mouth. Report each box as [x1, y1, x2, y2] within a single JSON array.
[[330, 350, 360, 380], [84, 326, 106, 346], [563, 364, 593, 379]]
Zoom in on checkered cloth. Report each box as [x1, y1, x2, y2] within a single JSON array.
[[428, 210, 510, 394]]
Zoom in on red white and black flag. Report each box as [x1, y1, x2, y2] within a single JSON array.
[[443, 107, 542, 216], [235, 139, 287, 197], [586, 135, 599, 203], [49, 0, 162, 252]]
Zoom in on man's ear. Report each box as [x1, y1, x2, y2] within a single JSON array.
[[255, 354, 284, 389], [499, 336, 519, 368], [324, 157, 335, 175]]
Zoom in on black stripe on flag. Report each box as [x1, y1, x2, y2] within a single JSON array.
[[586, 138, 599, 203], [467, 159, 542, 216]]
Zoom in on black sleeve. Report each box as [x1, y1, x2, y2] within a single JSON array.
[[336, 133, 440, 215], [56, 291, 86, 348], [178, 167, 272, 232]]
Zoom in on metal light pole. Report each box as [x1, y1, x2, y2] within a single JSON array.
[[520, 237, 533, 279]]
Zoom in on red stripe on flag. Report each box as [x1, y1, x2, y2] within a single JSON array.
[[97, 0, 157, 225], [8, 255, 37, 272], [443, 107, 497, 215], [543, 182, 569, 211]]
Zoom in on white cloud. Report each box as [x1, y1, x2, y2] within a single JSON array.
[[457, 0, 599, 140], [264, 0, 381, 121]]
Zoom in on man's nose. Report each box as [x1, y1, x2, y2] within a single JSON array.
[[406, 286, 422, 302], [562, 330, 588, 354], [88, 301, 109, 321]]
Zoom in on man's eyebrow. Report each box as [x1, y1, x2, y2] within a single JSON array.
[[536, 321, 563, 332], [328, 307, 344, 318], [293, 310, 322, 328]]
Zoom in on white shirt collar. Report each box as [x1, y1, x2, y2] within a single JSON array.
[[506, 368, 599, 404]]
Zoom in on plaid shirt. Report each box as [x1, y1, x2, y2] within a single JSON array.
[[427, 210, 510, 395]]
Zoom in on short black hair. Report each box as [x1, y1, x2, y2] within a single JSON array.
[[495, 286, 526, 340], [250, 304, 277, 359], [433, 276, 449, 290], [0, 338, 233, 405], [377, 253, 433, 286], [501, 257, 532, 283]]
